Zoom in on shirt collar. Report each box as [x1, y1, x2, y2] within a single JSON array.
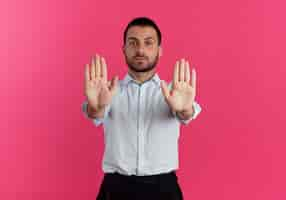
[[122, 72, 161, 86]]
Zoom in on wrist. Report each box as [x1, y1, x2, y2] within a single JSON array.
[[87, 103, 105, 118], [177, 103, 194, 119]]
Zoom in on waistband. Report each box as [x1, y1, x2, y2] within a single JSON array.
[[104, 170, 177, 184]]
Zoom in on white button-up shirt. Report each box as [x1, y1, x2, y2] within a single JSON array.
[[82, 73, 202, 176]]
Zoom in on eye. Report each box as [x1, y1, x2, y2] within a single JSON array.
[[145, 40, 156, 48], [145, 40, 154, 46], [127, 40, 138, 48]]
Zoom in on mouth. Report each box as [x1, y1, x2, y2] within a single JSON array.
[[134, 57, 146, 60]]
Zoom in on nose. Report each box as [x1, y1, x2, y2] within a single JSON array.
[[135, 43, 145, 54]]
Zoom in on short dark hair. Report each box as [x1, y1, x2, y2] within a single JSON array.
[[123, 17, 162, 46]]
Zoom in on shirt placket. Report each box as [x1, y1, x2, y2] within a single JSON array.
[[136, 84, 145, 175]]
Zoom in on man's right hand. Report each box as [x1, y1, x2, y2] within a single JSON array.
[[84, 54, 118, 115]]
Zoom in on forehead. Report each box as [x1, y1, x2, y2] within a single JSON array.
[[126, 26, 157, 40]]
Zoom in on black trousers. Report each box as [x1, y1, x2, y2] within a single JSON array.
[[96, 171, 184, 200]]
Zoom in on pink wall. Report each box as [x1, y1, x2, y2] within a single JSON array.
[[1, 0, 285, 199]]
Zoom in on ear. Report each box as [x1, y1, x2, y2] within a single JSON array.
[[122, 45, 125, 54], [159, 46, 163, 57]]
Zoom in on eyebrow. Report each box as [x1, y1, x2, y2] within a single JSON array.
[[127, 36, 155, 41]]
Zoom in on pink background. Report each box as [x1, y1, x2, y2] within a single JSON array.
[[1, 0, 286, 199]]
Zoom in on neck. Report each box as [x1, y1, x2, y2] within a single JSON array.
[[128, 69, 156, 84]]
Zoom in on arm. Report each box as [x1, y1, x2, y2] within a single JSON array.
[[161, 58, 200, 125], [86, 102, 105, 119], [83, 54, 117, 126], [176, 105, 194, 121], [82, 100, 111, 127], [175, 101, 202, 125]]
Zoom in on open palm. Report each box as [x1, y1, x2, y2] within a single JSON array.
[[84, 54, 118, 110], [161, 58, 196, 112]]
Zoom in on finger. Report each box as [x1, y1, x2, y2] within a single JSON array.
[[110, 76, 118, 94], [101, 57, 107, 83], [85, 64, 90, 82], [91, 56, 96, 80], [191, 68, 197, 93], [160, 80, 170, 100], [173, 61, 179, 86], [179, 58, 185, 82], [95, 54, 101, 78], [185, 60, 190, 83]]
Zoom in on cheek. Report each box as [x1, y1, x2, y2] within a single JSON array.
[[125, 49, 135, 57], [148, 50, 159, 59]]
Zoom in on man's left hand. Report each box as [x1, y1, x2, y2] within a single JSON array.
[[161, 58, 196, 116]]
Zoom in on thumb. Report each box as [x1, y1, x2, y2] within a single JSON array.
[[160, 80, 170, 100], [110, 76, 118, 94]]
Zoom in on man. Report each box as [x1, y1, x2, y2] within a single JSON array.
[[82, 17, 202, 200]]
